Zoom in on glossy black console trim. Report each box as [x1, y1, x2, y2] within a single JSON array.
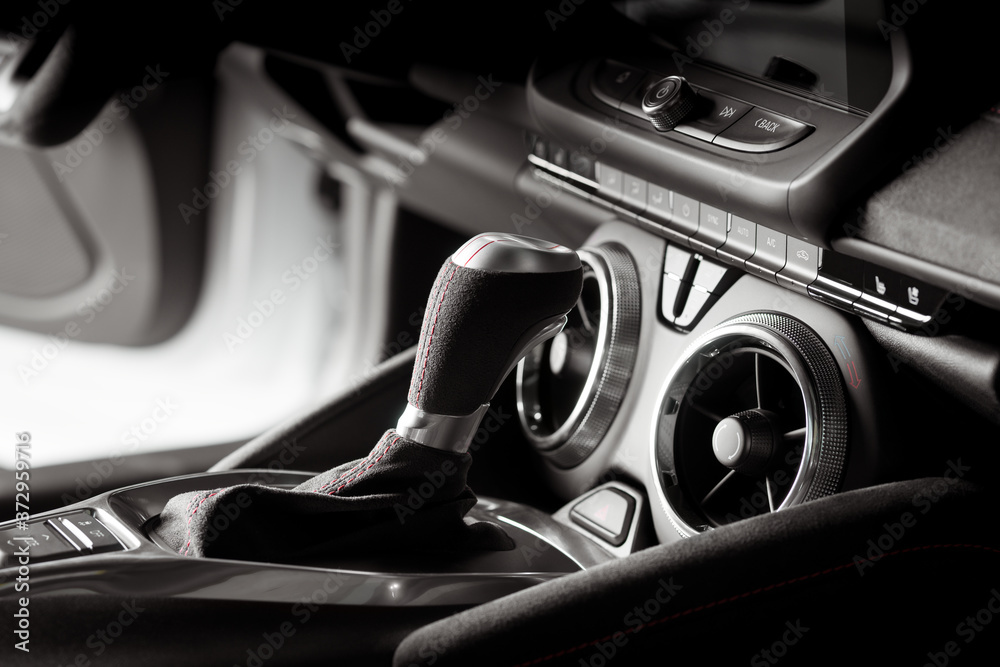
[[0, 470, 614, 608]]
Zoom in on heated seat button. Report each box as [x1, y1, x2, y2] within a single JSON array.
[[714, 108, 812, 152], [591, 61, 645, 109], [570, 488, 636, 546]]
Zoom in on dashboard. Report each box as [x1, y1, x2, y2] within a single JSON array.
[[1, 0, 999, 664]]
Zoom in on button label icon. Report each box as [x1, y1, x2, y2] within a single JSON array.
[[755, 118, 781, 133], [795, 249, 809, 261], [907, 286, 920, 305], [875, 276, 886, 295], [615, 71, 632, 84], [720, 105, 737, 118]]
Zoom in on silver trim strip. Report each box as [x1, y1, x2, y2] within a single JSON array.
[[395, 403, 490, 453]]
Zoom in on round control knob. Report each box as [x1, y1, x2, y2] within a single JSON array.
[[712, 409, 779, 476], [641, 76, 697, 132]]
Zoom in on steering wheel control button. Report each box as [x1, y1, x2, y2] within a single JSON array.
[[746, 228, 788, 282], [714, 108, 813, 152], [595, 163, 624, 201], [777, 238, 820, 293], [570, 488, 636, 546], [670, 193, 700, 236], [591, 60, 645, 109], [675, 90, 754, 142], [642, 76, 697, 132]]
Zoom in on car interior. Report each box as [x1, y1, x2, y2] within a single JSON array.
[[2, 0, 1000, 664]]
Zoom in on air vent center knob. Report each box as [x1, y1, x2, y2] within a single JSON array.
[[712, 409, 778, 475]]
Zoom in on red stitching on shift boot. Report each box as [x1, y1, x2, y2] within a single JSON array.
[[511, 543, 1000, 667], [326, 436, 400, 495], [415, 264, 458, 408], [314, 445, 380, 494], [179, 490, 220, 556]]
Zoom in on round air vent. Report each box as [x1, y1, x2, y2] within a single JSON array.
[[517, 244, 640, 468], [651, 312, 848, 537]]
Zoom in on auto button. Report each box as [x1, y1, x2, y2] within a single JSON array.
[[715, 108, 812, 152]]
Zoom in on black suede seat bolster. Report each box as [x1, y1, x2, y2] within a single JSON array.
[[393, 477, 1000, 666]]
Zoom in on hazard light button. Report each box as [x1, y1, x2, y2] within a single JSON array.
[[570, 488, 636, 546]]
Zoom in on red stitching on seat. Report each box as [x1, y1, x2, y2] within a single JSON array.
[[511, 543, 1000, 667], [415, 264, 458, 408], [326, 436, 400, 495]]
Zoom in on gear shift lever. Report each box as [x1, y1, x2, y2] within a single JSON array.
[[156, 233, 582, 562], [397, 233, 583, 453]]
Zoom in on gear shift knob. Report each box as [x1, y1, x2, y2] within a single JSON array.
[[397, 233, 583, 453]]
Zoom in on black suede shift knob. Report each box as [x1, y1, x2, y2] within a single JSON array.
[[407, 234, 583, 417]]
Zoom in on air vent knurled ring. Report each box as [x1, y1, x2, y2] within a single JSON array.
[[517, 244, 641, 468], [651, 312, 849, 537]]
